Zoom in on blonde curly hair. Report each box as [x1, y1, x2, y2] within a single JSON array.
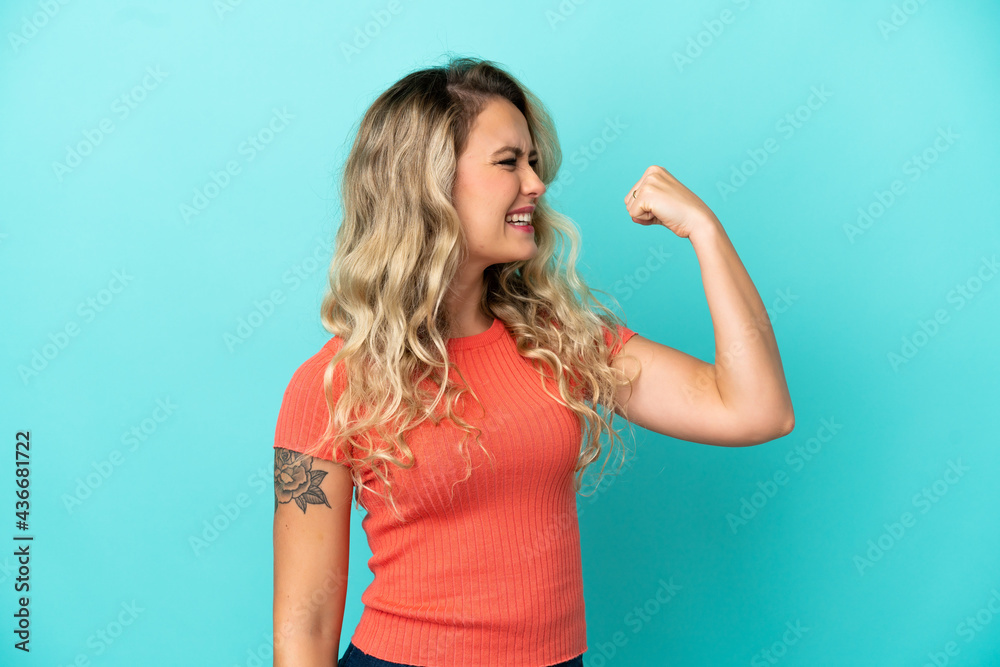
[[306, 55, 641, 522]]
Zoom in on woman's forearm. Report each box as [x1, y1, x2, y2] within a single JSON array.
[[273, 626, 339, 667]]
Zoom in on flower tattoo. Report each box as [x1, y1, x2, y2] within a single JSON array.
[[274, 447, 331, 514]]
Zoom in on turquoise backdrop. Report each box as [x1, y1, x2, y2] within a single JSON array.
[[2, 1, 998, 665]]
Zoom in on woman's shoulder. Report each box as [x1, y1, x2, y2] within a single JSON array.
[[274, 336, 349, 462], [282, 336, 346, 395]]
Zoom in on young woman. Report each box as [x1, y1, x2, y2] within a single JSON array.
[[272, 56, 794, 667]]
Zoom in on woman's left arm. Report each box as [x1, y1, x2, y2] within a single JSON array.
[[609, 165, 794, 447]]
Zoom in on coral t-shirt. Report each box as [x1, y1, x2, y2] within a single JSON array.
[[273, 317, 638, 667]]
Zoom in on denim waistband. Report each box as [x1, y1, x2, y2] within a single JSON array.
[[338, 641, 584, 667]]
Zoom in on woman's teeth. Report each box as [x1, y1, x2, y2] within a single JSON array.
[[505, 213, 532, 226]]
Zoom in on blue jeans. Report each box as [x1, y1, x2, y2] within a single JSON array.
[[338, 641, 584, 667]]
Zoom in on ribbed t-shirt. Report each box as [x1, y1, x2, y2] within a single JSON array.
[[273, 317, 638, 667]]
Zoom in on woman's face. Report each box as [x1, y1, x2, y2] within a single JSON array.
[[452, 97, 546, 270]]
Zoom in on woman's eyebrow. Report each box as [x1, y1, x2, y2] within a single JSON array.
[[490, 145, 539, 159]]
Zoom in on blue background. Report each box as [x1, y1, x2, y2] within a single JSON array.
[[2, 1, 999, 665]]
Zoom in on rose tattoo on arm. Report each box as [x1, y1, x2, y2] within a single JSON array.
[[274, 447, 331, 514]]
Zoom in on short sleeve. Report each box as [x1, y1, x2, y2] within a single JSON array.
[[567, 322, 639, 400], [603, 322, 639, 359], [273, 340, 349, 464]]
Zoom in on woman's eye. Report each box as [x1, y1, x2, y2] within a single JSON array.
[[500, 159, 539, 168]]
